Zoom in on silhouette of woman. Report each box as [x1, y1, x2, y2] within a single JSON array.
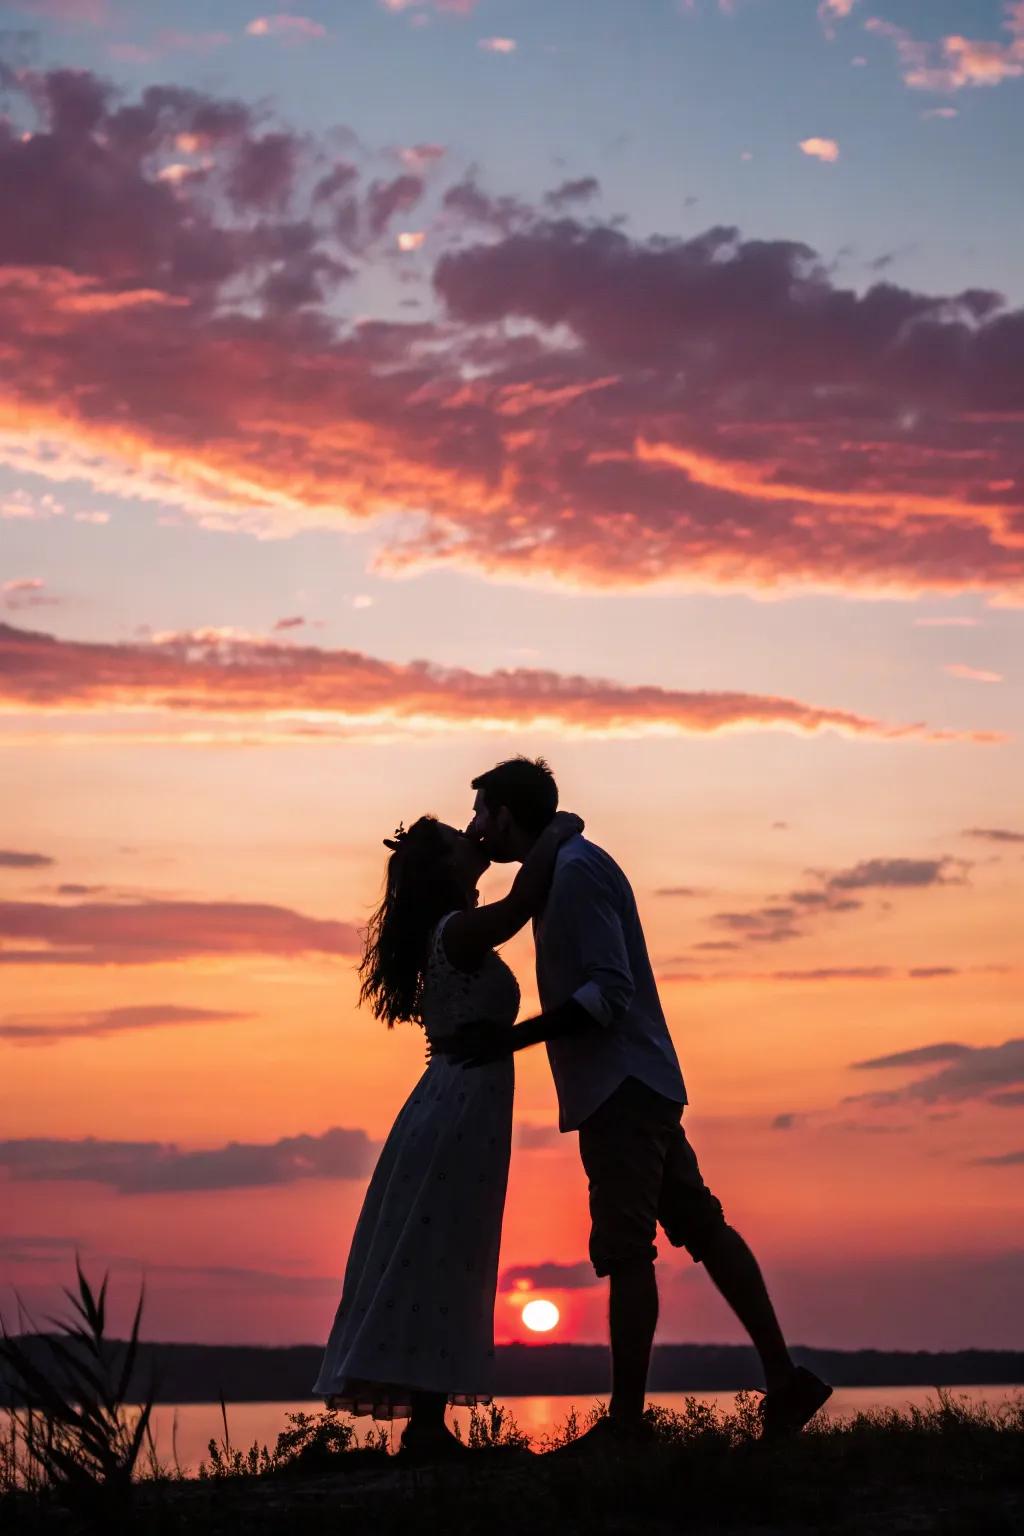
[[313, 810, 581, 1459]]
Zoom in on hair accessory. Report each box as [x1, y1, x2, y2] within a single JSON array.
[[383, 821, 407, 851]]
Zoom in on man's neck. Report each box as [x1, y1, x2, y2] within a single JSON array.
[[510, 827, 539, 864], [511, 817, 568, 864]]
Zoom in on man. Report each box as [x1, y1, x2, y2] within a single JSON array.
[[454, 756, 830, 1452]]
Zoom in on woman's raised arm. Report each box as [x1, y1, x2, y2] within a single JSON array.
[[443, 812, 583, 970]]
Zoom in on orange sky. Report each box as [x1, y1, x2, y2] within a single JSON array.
[[2, 0, 1023, 1356]]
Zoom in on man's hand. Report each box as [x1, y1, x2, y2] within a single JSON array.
[[429, 1019, 517, 1068]]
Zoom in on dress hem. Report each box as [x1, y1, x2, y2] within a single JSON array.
[[320, 1388, 494, 1421]]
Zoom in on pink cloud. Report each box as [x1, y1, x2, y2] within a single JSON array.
[[380, 1, 478, 13], [0, 894, 360, 966], [866, 9, 1024, 93], [397, 143, 446, 172], [0, 621, 996, 745], [108, 31, 231, 63], [944, 663, 1005, 683], [799, 137, 840, 162], [2, 579, 59, 613], [0, 1128, 376, 1188], [1, 66, 1024, 603], [479, 37, 517, 54], [817, 0, 857, 40], [245, 15, 328, 42], [914, 616, 980, 627]]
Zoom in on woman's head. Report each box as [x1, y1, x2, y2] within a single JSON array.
[[359, 816, 489, 1027]]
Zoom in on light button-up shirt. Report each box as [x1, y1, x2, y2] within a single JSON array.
[[534, 836, 686, 1132]]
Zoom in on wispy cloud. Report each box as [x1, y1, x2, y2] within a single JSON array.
[[500, 1260, 597, 1292], [515, 1124, 563, 1151], [0, 894, 359, 965], [848, 1037, 1024, 1107], [108, 31, 231, 63], [945, 663, 1004, 683], [245, 15, 328, 42], [7, 0, 109, 23], [0, 850, 54, 870], [543, 177, 600, 212], [818, 0, 857, 35], [697, 855, 971, 952], [963, 827, 1024, 845], [914, 616, 979, 627], [866, 9, 1024, 94], [0, 622, 987, 746], [0, 1128, 378, 1192], [3, 578, 60, 613], [823, 856, 970, 892], [0, 1004, 250, 1045], [379, 0, 479, 13]]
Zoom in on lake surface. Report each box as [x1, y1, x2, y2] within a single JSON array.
[[143, 1385, 1022, 1472]]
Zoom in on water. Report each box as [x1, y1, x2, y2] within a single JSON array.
[[141, 1385, 1021, 1472]]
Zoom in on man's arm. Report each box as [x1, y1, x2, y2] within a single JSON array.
[[550, 855, 635, 1026]]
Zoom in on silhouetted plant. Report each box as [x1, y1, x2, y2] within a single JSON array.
[[454, 1402, 531, 1450], [197, 1403, 390, 1480], [0, 1259, 157, 1505]]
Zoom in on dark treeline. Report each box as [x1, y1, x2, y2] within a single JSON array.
[[2, 1338, 1021, 1407]]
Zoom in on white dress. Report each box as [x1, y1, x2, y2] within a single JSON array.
[[313, 913, 519, 1418]]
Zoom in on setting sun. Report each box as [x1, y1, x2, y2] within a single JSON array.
[[522, 1299, 560, 1334]]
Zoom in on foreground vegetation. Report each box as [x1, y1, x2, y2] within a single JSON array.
[[3, 1269, 1022, 1534]]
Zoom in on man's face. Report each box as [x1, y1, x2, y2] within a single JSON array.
[[466, 789, 517, 863]]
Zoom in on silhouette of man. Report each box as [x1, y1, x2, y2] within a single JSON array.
[[451, 756, 831, 1453]]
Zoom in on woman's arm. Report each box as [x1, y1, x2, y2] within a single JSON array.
[[443, 811, 583, 970]]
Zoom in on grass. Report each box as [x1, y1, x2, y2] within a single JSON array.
[[2, 1268, 1022, 1534]]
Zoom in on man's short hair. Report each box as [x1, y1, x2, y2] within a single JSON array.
[[472, 757, 559, 836]]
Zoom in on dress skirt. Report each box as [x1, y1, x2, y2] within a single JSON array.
[[313, 1052, 514, 1418]]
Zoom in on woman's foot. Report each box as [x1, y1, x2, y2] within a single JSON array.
[[397, 1421, 471, 1463]]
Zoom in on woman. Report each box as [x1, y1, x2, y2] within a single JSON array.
[[313, 809, 582, 1458]]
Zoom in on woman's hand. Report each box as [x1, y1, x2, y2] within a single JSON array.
[[549, 810, 584, 845]]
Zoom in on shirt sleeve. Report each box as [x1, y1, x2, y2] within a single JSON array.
[[543, 859, 635, 1027]]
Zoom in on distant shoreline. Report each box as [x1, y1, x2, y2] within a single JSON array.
[[3, 1339, 1022, 1407]]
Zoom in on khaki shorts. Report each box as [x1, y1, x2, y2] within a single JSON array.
[[578, 1077, 726, 1277]]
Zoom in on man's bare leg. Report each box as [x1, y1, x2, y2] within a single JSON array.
[[699, 1224, 794, 1392], [608, 1260, 659, 1423]]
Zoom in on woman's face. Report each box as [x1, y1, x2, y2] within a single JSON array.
[[441, 823, 490, 892]]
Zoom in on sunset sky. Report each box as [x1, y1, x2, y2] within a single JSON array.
[[1, 0, 1022, 1359]]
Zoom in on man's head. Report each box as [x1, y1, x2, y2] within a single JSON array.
[[467, 757, 559, 863]]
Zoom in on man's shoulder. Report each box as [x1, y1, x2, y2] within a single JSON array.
[[555, 836, 628, 889]]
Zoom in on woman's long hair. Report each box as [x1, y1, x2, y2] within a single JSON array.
[[358, 816, 468, 1027]]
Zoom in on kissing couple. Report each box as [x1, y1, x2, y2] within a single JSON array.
[[314, 757, 830, 1459]]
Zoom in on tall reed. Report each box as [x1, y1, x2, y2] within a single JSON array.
[[0, 1258, 157, 1505]]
